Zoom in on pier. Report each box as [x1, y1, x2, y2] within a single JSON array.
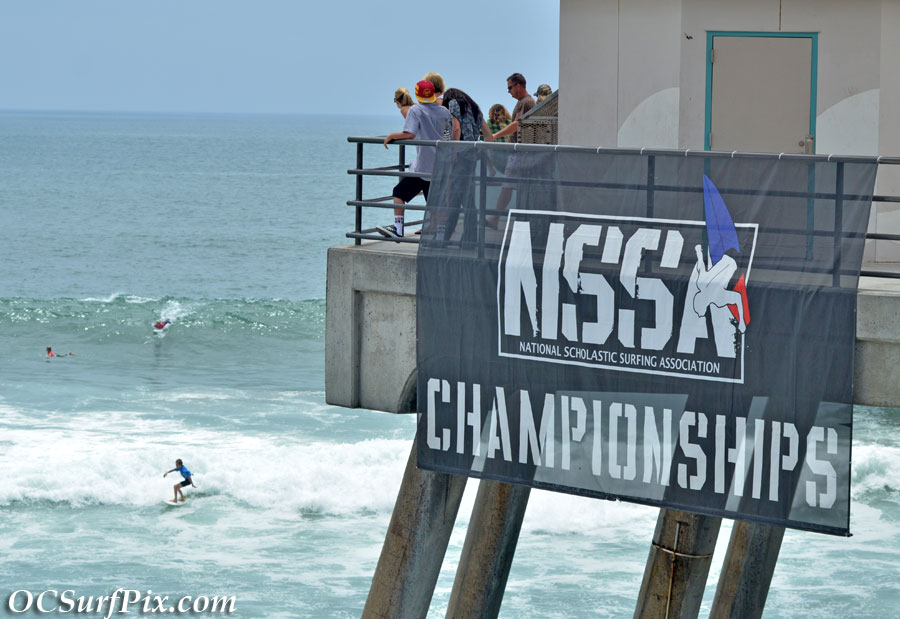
[[327, 1, 900, 611], [326, 137, 900, 618]]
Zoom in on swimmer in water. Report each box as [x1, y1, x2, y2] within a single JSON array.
[[153, 319, 171, 331], [46, 346, 76, 357]]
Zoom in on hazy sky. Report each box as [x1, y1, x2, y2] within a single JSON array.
[[0, 1, 560, 116]]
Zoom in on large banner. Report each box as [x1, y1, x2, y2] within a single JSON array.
[[416, 143, 877, 535]]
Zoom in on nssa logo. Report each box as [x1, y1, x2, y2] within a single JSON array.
[[497, 176, 757, 383]]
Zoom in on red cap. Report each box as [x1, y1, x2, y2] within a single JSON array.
[[415, 80, 436, 103]]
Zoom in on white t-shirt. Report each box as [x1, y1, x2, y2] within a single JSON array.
[[402, 102, 451, 175]]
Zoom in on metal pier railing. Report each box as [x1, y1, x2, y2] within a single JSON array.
[[347, 136, 900, 278]]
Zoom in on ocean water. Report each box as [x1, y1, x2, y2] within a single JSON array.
[[1, 111, 898, 618]]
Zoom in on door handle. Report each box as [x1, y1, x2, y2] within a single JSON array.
[[800, 135, 815, 154]]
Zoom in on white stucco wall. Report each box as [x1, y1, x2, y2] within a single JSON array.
[[617, 87, 680, 148], [558, 0, 619, 147], [875, 0, 900, 260], [559, 0, 683, 148], [616, 0, 682, 148], [815, 89, 880, 156]]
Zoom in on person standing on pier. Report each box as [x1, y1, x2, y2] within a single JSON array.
[[393, 87, 415, 119], [379, 80, 452, 240], [534, 83, 553, 104], [488, 72, 536, 227], [422, 72, 445, 106]]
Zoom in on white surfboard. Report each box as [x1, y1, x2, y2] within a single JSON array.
[[163, 499, 186, 506]]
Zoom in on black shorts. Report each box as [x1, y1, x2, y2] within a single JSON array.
[[392, 176, 430, 203], [179, 479, 191, 487]]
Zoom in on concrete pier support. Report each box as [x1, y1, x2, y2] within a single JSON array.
[[446, 480, 531, 619], [363, 438, 468, 619], [709, 522, 785, 619], [634, 509, 722, 619]]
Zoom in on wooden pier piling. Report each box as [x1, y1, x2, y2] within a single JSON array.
[[362, 438, 467, 619], [634, 509, 722, 619], [446, 480, 531, 619], [709, 522, 785, 619]]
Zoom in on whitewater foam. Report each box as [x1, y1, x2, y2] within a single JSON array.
[[0, 409, 411, 514], [852, 443, 900, 497], [82, 292, 158, 304], [158, 298, 193, 322], [4, 405, 899, 530]]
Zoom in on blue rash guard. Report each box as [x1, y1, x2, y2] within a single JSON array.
[[176, 465, 192, 480]]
